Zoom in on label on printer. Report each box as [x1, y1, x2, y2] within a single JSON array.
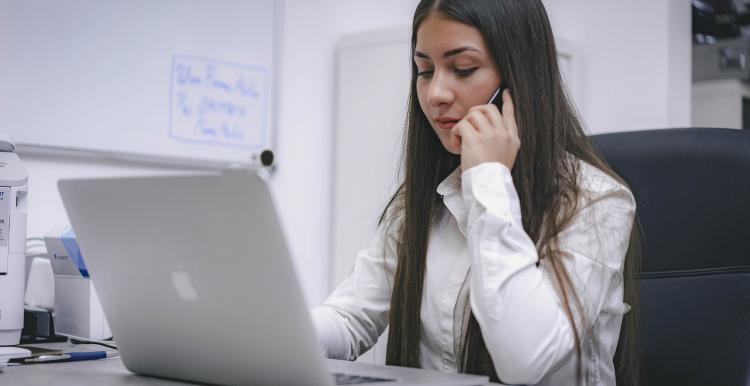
[[0, 187, 9, 274], [0, 187, 9, 248]]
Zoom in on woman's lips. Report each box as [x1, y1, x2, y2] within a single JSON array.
[[437, 121, 457, 130], [435, 117, 459, 130]]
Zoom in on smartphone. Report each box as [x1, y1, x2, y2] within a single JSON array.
[[488, 80, 509, 110]]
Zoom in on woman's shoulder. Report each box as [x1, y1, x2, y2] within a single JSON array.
[[574, 158, 636, 209]]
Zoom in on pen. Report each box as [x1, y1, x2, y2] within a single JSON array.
[[22, 351, 119, 364]]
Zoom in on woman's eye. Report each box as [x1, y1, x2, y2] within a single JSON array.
[[417, 69, 434, 77], [455, 67, 478, 77]]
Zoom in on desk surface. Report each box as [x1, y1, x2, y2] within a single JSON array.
[[2, 358, 506, 385], [1, 343, 503, 385], [1, 341, 182, 385], [1, 356, 184, 386]]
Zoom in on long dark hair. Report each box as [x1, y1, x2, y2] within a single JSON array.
[[380, 0, 641, 385]]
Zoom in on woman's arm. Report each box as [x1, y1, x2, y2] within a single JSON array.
[[311, 217, 400, 360], [462, 161, 635, 385]]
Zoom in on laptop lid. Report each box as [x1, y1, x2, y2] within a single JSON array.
[[58, 169, 333, 385]]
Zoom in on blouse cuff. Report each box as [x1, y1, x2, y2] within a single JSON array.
[[311, 306, 356, 360], [461, 162, 523, 228]]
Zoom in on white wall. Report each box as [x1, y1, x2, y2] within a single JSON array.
[[272, 0, 337, 306], [21, 154, 187, 238], [334, 1, 419, 34], [692, 79, 750, 129], [273, 0, 419, 305], [543, 0, 691, 133], [18, 0, 691, 311]]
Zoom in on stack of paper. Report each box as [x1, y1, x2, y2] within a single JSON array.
[[0, 347, 31, 366]]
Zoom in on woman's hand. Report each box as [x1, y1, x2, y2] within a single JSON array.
[[451, 89, 520, 171]]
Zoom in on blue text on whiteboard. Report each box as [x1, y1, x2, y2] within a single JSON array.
[[169, 55, 269, 149]]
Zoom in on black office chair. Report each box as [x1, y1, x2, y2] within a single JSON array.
[[591, 128, 750, 386]]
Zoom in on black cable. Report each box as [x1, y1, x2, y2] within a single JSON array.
[[69, 338, 118, 350]]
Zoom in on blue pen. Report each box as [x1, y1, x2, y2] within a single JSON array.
[[23, 351, 118, 364]]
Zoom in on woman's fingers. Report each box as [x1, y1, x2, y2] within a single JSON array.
[[464, 107, 493, 133], [452, 119, 475, 148], [482, 103, 504, 131], [454, 89, 520, 171]]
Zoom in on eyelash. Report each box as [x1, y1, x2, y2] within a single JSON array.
[[417, 67, 478, 78]]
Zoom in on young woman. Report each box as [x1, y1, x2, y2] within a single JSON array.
[[313, 1, 640, 385]]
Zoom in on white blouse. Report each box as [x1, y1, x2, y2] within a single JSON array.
[[312, 161, 635, 385]]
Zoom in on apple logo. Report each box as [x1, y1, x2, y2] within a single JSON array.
[[172, 267, 198, 301]]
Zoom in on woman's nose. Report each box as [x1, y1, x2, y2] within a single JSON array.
[[427, 74, 453, 107]]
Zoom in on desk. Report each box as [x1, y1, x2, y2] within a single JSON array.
[[3, 359, 504, 385], [1, 343, 502, 385], [0, 341, 181, 385], [1, 356, 184, 385]]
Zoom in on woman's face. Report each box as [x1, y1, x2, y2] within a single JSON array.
[[414, 13, 502, 154]]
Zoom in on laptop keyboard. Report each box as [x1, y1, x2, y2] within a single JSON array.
[[333, 372, 395, 384]]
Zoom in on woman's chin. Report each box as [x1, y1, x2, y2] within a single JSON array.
[[435, 132, 461, 154], [443, 142, 461, 155]]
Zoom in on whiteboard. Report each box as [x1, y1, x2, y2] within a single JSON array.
[[0, 0, 281, 167]]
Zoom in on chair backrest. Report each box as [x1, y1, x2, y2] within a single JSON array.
[[591, 128, 750, 386]]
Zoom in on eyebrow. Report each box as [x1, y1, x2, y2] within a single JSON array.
[[414, 46, 481, 60]]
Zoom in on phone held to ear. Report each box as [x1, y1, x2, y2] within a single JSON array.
[[488, 80, 508, 110]]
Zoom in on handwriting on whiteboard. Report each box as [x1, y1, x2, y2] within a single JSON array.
[[169, 55, 268, 149]]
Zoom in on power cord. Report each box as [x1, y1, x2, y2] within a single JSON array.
[[57, 333, 117, 350]]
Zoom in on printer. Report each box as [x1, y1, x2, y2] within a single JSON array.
[[0, 135, 28, 345]]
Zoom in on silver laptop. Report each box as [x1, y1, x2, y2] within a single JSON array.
[[58, 169, 488, 386]]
